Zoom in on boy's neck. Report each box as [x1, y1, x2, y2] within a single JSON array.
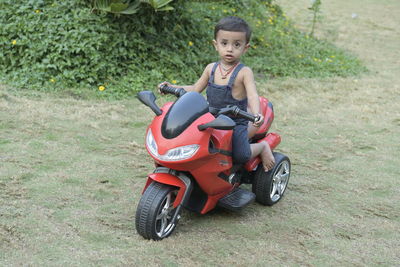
[[220, 60, 240, 68]]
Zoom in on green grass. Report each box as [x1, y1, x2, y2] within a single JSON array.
[[1, 0, 399, 265]]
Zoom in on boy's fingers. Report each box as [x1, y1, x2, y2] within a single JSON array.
[[158, 81, 169, 94], [253, 114, 263, 127], [158, 81, 166, 88]]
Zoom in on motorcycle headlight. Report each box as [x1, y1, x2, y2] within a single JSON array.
[[146, 129, 199, 161], [146, 129, 158, 158]]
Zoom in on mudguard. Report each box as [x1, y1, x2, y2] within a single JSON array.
[[143, 172, 188, 208]]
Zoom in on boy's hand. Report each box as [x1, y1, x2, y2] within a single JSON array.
[[253, 113, 264, 127], [157, 81, 171, 94]]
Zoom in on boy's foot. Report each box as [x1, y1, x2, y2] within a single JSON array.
[[261, 141, 275, 171]]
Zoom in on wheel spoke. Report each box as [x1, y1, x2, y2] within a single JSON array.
[[156, 213, 164, 220], [284, 163, 289, 173], [274, 172, 282, 186], [167, 205, 174, 213], [163, 194, 171, 210], [277, 183, 282, 195], [159, 217, 167, 235], [270, 183, 278, 198], [281, 172, 289, 183], [276, 165, 284, 176]]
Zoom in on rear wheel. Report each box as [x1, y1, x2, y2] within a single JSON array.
[[252, 152, 291, 206], [135, 182, 180, 240]]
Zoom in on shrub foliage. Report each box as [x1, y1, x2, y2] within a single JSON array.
[[0, 0, 365, 96], [89, 0, 175, 14]]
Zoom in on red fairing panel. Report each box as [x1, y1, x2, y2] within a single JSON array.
[[189, 128, 233, 196], [145, 101, 234, 196], [145, 102, 214, 169], [255, 96, 274, 135]]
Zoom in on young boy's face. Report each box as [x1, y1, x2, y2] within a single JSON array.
[[213, 30, 250, 65]]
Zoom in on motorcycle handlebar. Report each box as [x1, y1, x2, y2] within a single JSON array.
[[159, 84, 186, 97], [215, 106, 257, 123], [236, 108, 257, 123]]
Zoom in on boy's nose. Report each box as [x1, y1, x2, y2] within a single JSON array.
[[227, 45, 233, 52]]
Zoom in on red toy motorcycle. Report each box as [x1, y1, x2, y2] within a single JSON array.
[[135, 85, 291, 240]]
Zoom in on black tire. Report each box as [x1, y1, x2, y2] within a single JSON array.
[[135, 182, 180, 240], [252, 152, 291, 206]]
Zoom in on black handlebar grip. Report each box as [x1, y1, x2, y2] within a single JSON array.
[[160, 84, 186, 97], [159, 84, 176, 94], [237, 109, 256, 122]]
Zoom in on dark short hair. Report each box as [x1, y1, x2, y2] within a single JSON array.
[[214, 16, 252, 43]]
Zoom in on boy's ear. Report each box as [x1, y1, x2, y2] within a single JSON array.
[[243, 43, 250, 53], [212, 39, 218, 50]]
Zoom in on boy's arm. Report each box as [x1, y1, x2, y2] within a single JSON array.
[[159, 64, 212, 93], [188, 63, 212, 92], [243, 67, 260, 115], [243, 67, 264, 127]]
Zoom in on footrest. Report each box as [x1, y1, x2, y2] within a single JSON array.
[[217, 188, 256, 211]]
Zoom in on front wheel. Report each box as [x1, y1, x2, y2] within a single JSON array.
[[135, 182, 180, 240], [252, 152, 291, 206]]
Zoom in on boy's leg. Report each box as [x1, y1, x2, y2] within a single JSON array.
[[250, 142, 275, 171], [247, 122, 275, 171], [232, 124, 275, 170], [232, 124, 252, 164], [247, 122, 258, 138]]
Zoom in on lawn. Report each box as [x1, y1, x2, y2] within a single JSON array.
[[1, 0, 399, 265]]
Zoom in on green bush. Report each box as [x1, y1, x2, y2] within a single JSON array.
[[0, 0, 365, 97], [89, 0, 175, 14]]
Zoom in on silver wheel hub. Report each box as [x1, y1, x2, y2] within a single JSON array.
[[270, 160, 290, 202], [155, 191, 177, 238]]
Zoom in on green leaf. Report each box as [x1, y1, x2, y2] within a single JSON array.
[[140, 0, 174, 10], [120, 2, 140, 14], [110, 3, 129, 13], [155, 5, 174, 12]]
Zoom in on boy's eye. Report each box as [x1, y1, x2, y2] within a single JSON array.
[[234, 43, 241, 48], [221, 41, 227, 46]]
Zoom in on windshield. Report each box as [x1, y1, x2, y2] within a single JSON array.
[[161, 92, 209, 139]]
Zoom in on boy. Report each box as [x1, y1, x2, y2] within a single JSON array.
[[159, 16, 275, 171]]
